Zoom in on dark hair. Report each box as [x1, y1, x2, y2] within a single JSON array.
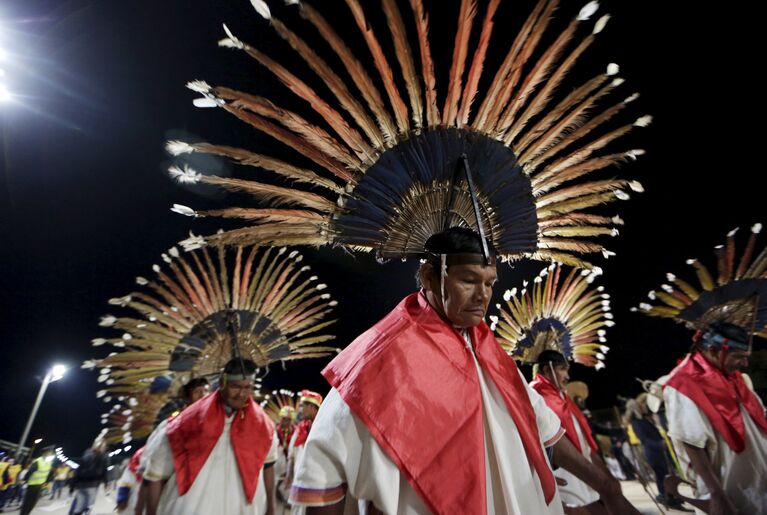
[[182, 377, 210, 399], [222, 358, 258, 376], [424, 227, 496, 256], [417, 227, 497, 288], [537, 350, 567, 367]]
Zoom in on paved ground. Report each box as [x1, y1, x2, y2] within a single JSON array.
[[1, 481, 695, 514]]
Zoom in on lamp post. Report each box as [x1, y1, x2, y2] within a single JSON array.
[[15, 364, 67, 460]]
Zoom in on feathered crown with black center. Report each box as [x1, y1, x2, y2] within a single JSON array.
[[491, 263, 612, 368], [167, 0, 648, 269], [84, 243, 337, 441], [633, 223, 767, 339]]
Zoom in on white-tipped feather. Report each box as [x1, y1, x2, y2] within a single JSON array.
[[606, 63, 619, 76], [752, 223, 763, 233], [193, 98, 222, 108], [639, 302, 653, 311], [171, 204, 198, 217], [593, 14, 610, 34], [628, 181, 644, 193], [611, 78, 625, 87], [168, 165, 201, 185], [577, 1, 600, 21], [601, 249, 616, 259], [250, 0, 272, 19], [221, 24, 245, 49], [99, 316, 117, 327], [169, 247, 180, 258], [180, 232, 207, 251], [166, 140, 195, 156], [108, 295, 131, 307], [634, 115, 653, 126], [625, 149, 645, 160], [686, 258, 696, 265], [604, 320, 615, 327], [661, 284, 673, 293], [611, 215, 624, 225], [615, 190, 630, 200], [136, 276, 149, 286], [647, 290, 656, 300], [187, 80, 211, 94], [727, 227, 739, 237], [92, 338, 107, 346]]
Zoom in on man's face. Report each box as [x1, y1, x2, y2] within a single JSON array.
[[298, 401, 318, 421], [721, 349, 750, 375], [221, 379, 254, 410], [279, 416, 293, 427], [543, 362, 570, 389], [424, 262, 497, 328], [188, 384, 209, 404]]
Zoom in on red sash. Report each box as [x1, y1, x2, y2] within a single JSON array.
[[530, 374, 598, 454], [166, 390, 274, 502], [665, 351, 767, 453]]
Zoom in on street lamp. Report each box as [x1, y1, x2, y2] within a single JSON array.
[[15, 364, 68, 460]]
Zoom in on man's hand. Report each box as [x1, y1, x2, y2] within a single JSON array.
[[709, 490, 737, 515]]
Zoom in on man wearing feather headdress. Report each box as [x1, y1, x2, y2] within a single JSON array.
[[663, 323, 767, 515], [142, 358, 278, 515], [289, 228, 635, 515], [634, 225, 767, 514], [530, 350, 614, 514]]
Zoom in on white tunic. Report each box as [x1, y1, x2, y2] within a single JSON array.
[[664, 385, 767, 515], [143, 414, 279, 515], [291, 336, 565, 514], [554, 414, 600, 507]]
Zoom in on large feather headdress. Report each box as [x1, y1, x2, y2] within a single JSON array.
[[84, 242, 337, 441], [168, 0, 648, 268], [491, 264, 612, 368], [633, 223, 767, 338]]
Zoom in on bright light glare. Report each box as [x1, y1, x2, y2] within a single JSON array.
[[50, 364, 67, 381], [0, 85, 11, 102]]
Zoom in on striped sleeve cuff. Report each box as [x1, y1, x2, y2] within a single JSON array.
[[544, 426, 566, 447], [290, 483, 346, 506]]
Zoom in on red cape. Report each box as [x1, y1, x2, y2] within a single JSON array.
[[665, 351, 767, 453], [530, 374, 598, 454], [292, 419, 312, 448], [166, 390, 274, 503], [127, 446, 144, 482], [323, 292, 556, 515]]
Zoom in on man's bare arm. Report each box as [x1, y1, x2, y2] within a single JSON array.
[[552, 437, 639, 515], [683, 443, 736, 515], [143, 480, 163, 515]]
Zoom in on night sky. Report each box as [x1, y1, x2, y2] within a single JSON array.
[[0, 0, 762, 458]]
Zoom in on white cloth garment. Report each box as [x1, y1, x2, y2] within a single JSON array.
[[664, 385, 767, 515], [291, 333, 565, 514], [142, 414, 279, 515], [553, 414, 601, 507], [116, 465, 140, 514]]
